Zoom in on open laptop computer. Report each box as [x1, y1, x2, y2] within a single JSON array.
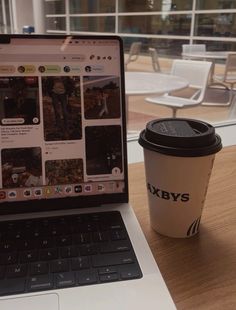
[[0, 34, 175, 310]]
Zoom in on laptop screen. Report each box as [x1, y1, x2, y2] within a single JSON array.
[[0, 35, 128, 214]]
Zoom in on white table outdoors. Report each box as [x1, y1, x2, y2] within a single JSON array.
[[181, 51, 229, 61], [124, 71, 189, 135], [125, 71, 189, 96]]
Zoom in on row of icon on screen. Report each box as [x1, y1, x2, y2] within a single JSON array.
[[0, 182, 118, 200], [0, 63, 110, 74]]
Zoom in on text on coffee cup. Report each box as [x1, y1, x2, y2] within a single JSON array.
[[147, 183, 190, 202]]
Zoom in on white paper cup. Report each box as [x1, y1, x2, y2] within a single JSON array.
[[139, 118, 222, 238]]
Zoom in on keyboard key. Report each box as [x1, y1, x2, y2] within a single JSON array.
[[0, 241, 16, 253], [109, 224, 122, 230], [120, 265, 142, 280], [38, 237, 54, 248], [30, 261, 49, 275], [20, 250, 38, 263], [17, 239, 35, 250], [40, 248, 58, 261], [111, 230, 127, 241], [7, 230, 23, 240], [71, 257, 90, 270], [93, 231, 109, 242], [98, 266, 117, 275], [56, 235, 72, 246], [0, 265, 5, 279], [79, 244, 97, 256], [0, 252, 18, 265], [100, 273, 118, 282], [77, 270, 97, 285], [60, 246, 78, 258], [121, 270, 141, 280], [73, 233, 91, 244], [0, 279, 25, 296], [6, 264, 27, 278], [50, 259, 69, 273], [100, 240, 130, 253], [28, 275, 54, 291], [92, 252, 134, 267], [80, 223, 98, 233], [32, 230, 41, 239], [55, 272, 76, 288]]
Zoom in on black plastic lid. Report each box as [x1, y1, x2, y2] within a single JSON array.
[[138, 118, 222, 157]]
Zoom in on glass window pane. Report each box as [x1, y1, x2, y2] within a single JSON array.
[[69, 0, 115, 14], [123, 36, 189, 56], [45, 0, 65, 14], [70, 17, 115, 32], [1, 0, 12, 33], [5, 0, 11, 27], [195, 14, 236, 37], [119, 0, 193, 12], [194, 40, 236, 53], [45, 17, 66, 31], [196, 0, 236, 10], [119, 15, 191, 36], [0, 2, 3, 33]]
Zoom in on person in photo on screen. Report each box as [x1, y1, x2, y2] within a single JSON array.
[[98, 90, 109, 117], [47, 77, 73, 131]]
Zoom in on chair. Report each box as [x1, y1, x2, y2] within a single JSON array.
[[182, 44, 206, 60], [149, 47, 161, 72], [182, 44, 206, 54], [145, 59, 212, 117], [214, 52, 236, 90], [214, 52, 236, 89], [203, 53, 236, 106], [125, 42, 142, 69], [228, 95, 236, 119]]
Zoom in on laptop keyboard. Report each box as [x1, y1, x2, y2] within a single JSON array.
[[0, 211, 142, 296]]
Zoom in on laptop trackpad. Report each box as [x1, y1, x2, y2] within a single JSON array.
[[0, 293, 59, 310]]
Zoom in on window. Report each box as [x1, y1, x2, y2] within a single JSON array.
[[69, 0, 115, 14], [0, 0, 11, 33], [45, 17, 66, 31], [119, 15, 191, 36], [70, 16, 115, 33], [119, 0, 193, 12], [123, 36, 189, 55], [0, 2, 3, 33], [195, 13, 236, 38], [45, 0, 65, 14], [196, 0, 236, 10]]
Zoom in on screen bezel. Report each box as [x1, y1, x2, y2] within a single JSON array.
[[0, 34, 128, 215]]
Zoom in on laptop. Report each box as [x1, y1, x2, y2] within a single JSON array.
[[0, 34, 175, 310]]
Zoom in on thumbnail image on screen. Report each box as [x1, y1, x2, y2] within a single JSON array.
[[45, 158, 84, 185], [85, 125, 122, 175], [1, 147, 42, 188], [83, 76, 121, 119], [0, 77, 40, 126], [42, 76, 82, 141]]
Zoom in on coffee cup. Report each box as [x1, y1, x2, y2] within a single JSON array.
[[138, 118, 222, 238]]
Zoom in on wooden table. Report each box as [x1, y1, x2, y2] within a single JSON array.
[[128, 145, 236, 310]]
